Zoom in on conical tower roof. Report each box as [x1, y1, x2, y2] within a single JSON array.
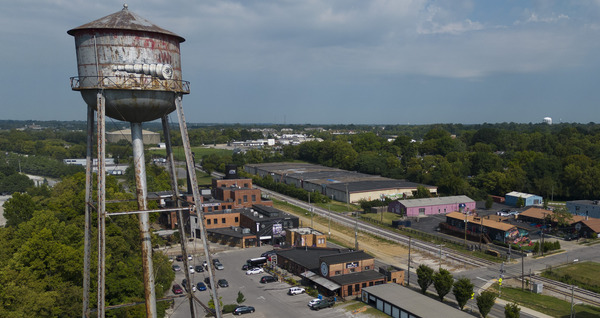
[[67, 4, 185, 42]]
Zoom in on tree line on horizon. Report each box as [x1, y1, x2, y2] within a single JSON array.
[[1, 122, 600, 201], [205, 123, 600, 202]]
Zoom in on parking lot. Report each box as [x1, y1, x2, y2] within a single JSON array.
[[167, 245, 351, 318]]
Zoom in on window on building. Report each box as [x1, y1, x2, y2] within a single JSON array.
[[350, 268, 356, 273], [214, 206, 219, 210], [214, 218, 218, 224], [335, 270, 341, 275], [207, 219, 211, 225], [235, 217, 239, 222], [244, 183, 249, 188], [243, 195, 248, 202], [252, 194, 256, 201], [222, 218, 226, 223], [364, 266, 370, 270], [419, 208, 425, 213], [318, 238, 325, 244], [362, 283, 367, 288], [238, 199, 241, 204], [355, 283, 360, 292]]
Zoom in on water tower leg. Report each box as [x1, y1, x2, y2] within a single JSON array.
[[161, 115, 196, 317], [131, 122, 157, 318], [82, 105, 94, 318], [174, 95, 222, 317], [96, 93, 106, 318]]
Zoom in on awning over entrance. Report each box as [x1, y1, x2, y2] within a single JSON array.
[[301, 271, 341, 291]]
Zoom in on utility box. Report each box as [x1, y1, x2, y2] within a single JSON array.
[[533, 283, 543, 294]]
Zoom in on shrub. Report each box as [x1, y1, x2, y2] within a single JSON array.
[[306, 287, 319, 297], [222, 304, 238, 313]]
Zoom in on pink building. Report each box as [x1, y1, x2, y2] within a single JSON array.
[[388, 195, 475, 217]]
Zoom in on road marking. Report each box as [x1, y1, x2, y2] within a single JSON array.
[[476, 277, 488, 282]]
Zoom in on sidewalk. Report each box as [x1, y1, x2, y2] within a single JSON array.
[[495, 298, 554, 318]]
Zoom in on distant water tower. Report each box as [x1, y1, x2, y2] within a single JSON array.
[[543, 117, 552, 125], [69, 5, 220, 318]]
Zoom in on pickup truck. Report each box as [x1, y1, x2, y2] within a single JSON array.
[[310, 298, 334, 310]]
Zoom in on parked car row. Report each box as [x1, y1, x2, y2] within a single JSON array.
[[171, 257, 222, 272]]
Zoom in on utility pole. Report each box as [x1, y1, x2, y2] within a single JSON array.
[[570, 285, 575, 318], [347, 184, 358, 250], [521, 252, 525, 291], [407, 237, 412, 287], [541, 213, 546, 257], [438, 244, 444, 269], [328, 195, 333, 239], [308, 190, 312, 229], [464, 213, 468, 247], [499, 262, 505, 298], [479, 216, 483, 251]]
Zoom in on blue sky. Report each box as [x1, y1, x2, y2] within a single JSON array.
[[1, 0, 600, 125]]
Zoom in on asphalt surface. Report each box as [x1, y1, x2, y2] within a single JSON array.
[[166, 245, 351, 318]]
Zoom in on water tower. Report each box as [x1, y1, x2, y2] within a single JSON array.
[[68, 5, 220, 318]]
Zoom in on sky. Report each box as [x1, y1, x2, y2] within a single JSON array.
[[2, 0, 600, 125]]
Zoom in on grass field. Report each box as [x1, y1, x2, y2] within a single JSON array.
[[360, 211, 401, 225], [542, 261, 600, 294], [314, 200, 360, 213], [492, 284, 600, 317]]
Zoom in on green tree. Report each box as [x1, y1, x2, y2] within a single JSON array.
[[236, 291, 246, 304], [3, 192, 37, 227], [485, 195, 494, 210], [551, 207, 574, 228], [416, 264, 434, 294], [413, 185, 432, 198], [452, 277, 474, 310], [515, 197, 525, 208], [432, 268, 454, 301], [476, 291, 497, 318], [208, 296, 223, 310], [505, 302, 521, 318]]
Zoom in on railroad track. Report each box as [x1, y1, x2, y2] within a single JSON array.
[[530, 275, 600, 307], [257, 186, 497, 268]]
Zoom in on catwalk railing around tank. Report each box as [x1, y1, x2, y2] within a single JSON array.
[[70, 76, 190, 94]]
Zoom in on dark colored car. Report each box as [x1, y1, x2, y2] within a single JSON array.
[[175, 255, 183, 261], [261, 250, 275, 258], [212, 258, 220, 265], [172, 284, 183, 295], [260, 275, 277, 284], [241, 264, 249, 271], [233, 306, 255, 315], [196, 282, 207, 291], [218, 279, 229, 288], [194, 265, 204, 273]]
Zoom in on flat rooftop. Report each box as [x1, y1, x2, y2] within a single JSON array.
[[363, 284, 473, 318]]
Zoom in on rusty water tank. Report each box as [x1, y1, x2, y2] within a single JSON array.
[[68, 5, 189, 122]]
